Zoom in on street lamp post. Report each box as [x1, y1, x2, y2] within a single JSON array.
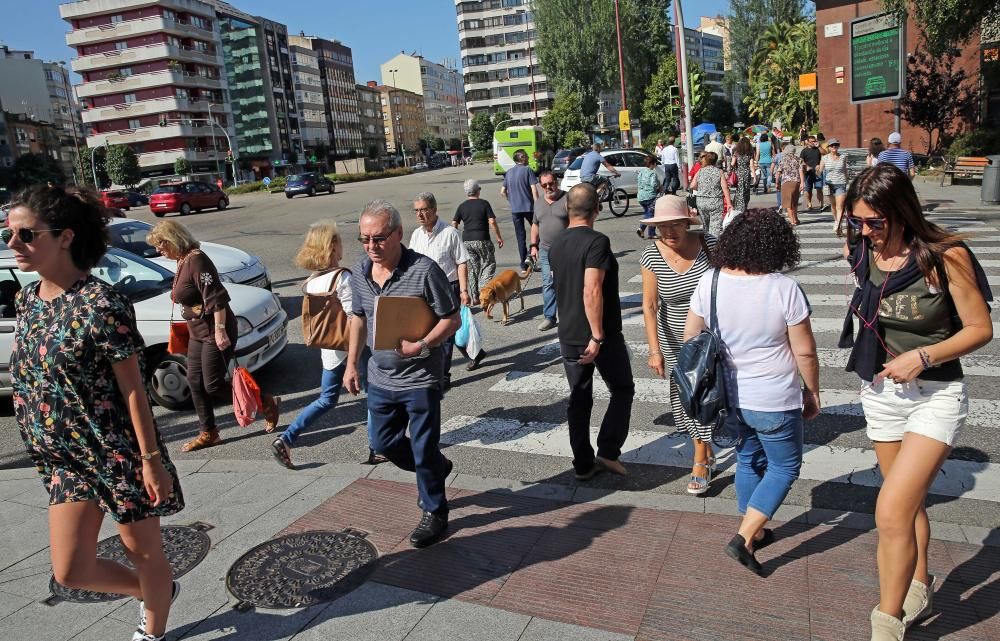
[[207, 102, 222, 179], [58, 61, 83, 186], [161, 116, 238, 186]]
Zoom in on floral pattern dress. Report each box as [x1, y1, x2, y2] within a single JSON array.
[[12, 275, 184, 523]]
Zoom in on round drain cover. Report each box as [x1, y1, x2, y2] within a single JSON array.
[[50, 524, 211, 603], [225, 530, 378, 609]]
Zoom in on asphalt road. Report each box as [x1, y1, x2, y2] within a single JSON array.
[[2, 164, 998, 526]]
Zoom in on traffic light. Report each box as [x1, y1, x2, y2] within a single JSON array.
[[668, 84, 681, 119], [689, 71, 703, 111]]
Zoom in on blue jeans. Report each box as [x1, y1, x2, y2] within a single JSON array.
[[511, 211, 534, 266], [281, 348, 370, 446], [638, 199, 656, 238], [367, 384, 449, 514], [758, 165, 771, 193], [539, 247, 556, 322], [728, 408, 803, 519]]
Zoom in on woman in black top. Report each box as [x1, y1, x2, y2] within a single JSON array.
[[147, 221, 280, 452], [452, 178, 504, 305]]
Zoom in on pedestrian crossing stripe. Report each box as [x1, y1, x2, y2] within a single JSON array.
[[439, 415, 1000, 503], [792, 257, 1000, 269], [794, 226, 997, 235], [488, 371, 1000, 426], [536, 341, 1000, 378], [625, 273, 1000, 287], [798, 246, 1000, 256], [794, 235, 1000, 244], [617, 311, 1000, 334]]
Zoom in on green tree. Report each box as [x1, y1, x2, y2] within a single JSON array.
[[534, 0, 671, 118], [704, 96, 738, 132], [745, 20, 818, 131], [75, 147, 109, 189], [896, 46, 978, 155], [447, 137, 462, 151], [173, 157, 191, 177], [468, 112, 493, 153], [882, 0, 998, 55], [563, 130, 590, 148], [543, 92, 589, 149], [366, 144, 381, 160], [727, 0, 806, 104], [104, 144, 140, 188], [641, 56, 713, 130], [13, 153, 65, 188], [432, 137, 446, 152], [490, 111, 513, 131]]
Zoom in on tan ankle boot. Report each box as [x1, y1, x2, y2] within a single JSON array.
[[871, 607, 905, 641], [902, 575, 934, 627]]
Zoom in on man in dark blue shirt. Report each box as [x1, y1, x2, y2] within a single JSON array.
[[501, 150, 539, 268]]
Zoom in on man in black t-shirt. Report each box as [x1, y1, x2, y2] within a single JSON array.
[[548, 183, 635, 480], [799, 136, 825, 212]]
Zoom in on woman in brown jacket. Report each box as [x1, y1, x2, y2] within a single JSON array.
[[148, 221, 280, 452]]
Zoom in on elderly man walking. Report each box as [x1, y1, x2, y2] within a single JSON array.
[[410, 191, 485, 381], [452, 179, 504, 307], [549, 184, 635, 480], [344, 199, 461, 548], [530, 170, 568, 331], [501, 149, 539, 269]]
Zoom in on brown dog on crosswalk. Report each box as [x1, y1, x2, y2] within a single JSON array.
[[479, 264, 533, 325]]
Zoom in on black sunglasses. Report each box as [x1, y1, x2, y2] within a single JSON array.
[[846, 216, 887, 231], [1, 227, 63, 244]]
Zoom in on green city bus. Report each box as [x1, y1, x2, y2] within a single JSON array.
[[493, 126, 552, 174]]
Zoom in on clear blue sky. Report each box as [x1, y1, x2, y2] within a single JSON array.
[[5, 0, 730, 85]]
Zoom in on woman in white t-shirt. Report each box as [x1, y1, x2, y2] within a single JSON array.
[[684, 208, 821, 576], [271, 221, 372, 468]]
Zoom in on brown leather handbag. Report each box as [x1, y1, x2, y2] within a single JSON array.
[[301, 268, 350, 350]]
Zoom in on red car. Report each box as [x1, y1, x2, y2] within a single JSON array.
[[149, 182, 229, 217], [100, 190, 130, 210]]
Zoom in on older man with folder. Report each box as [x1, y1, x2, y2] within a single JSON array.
[[344, 199, 461, 548]]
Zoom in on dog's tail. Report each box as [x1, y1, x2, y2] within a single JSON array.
[[519, 261, 534, 282]]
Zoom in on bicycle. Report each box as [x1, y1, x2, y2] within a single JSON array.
[[592, 175, 629, 217]]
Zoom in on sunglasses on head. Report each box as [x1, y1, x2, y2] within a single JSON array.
[[846, 215, 887, 231], [1, 227, 63, 244]]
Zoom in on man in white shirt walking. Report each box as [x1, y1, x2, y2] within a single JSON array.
[[658, 135, 680, 195], [410, 192, 483, 387], [705, 133, 725, 166]]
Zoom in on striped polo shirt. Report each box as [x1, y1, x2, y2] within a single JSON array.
[[877, 148, 914, 174], [351, 248, 459, 391]]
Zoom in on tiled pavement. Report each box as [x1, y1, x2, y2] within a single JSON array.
[[0, 462, 997, 641]]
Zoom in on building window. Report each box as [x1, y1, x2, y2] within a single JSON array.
[[124, 93, 137, 104], [128, 119, 141, 129], [115, 41, 127, 51], [110, 14, 123, 24]]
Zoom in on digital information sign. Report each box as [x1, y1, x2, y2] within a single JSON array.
[[850, 12, 905, 104]]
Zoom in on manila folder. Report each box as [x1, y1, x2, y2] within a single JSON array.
[[373, 296, 437, 350]]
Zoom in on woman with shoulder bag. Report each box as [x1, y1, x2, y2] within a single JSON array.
[[684, 208, 820, 577], [839, 166, 993, 641], [147, 221, 281, 453], [640, 196, 718, 493], [689, 151, 731, 237], [270, 221, 374, 468]]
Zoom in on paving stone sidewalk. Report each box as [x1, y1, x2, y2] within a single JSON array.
[[0, 461, 996, 641]]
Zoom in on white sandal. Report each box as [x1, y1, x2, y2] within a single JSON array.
[[687, 457, 716, 495]]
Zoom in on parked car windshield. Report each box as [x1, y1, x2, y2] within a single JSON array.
[[153, 185, 183, 194], [107, 220, 159, 259], [568, 156, 585, 170], [93, 248, 174, 302]]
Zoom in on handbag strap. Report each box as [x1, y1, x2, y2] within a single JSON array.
[[302, 267, 348, 296], [709, 268, 721, 337]]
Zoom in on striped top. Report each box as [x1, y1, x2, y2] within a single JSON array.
[[877, 148, 914, 174], [824, 154, 849, 185]]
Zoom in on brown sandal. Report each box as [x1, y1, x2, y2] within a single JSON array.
[[182, 430, 221, 452], [263, 396, 281, 433]]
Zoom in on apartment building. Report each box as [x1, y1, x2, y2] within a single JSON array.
[[357, 82, 386, 158], [379, 52, 466, 144], [289, 35, 362, 159], [61, 0, 234, 180], [290, 44, 327, 159], [682, 27, 726, 99], [376, 84, 424, 165], [455, 0, 554, 125]]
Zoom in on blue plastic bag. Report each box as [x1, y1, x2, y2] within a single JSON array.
[[455, 305, 472, 348]]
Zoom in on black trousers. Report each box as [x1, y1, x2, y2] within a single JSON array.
[[441, 281, 469, 386], [663, 163, 680, 195], [187, 337, 233, 431], [560, 333, 635, 474]]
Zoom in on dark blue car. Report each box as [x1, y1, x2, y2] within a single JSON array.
[[284, 173, 335, 198]]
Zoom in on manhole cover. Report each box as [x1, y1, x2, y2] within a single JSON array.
[[225, 529, 378, 609], [48, 523, 212, 604]]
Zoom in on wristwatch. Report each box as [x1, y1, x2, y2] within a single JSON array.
[[416, 339, 431, 359], [589, 336, 605, 346], [140, 450, 160, 461]]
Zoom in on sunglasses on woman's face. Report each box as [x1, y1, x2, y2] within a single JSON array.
[[1, 227, 63, 244], [846, 215, 887, 231]]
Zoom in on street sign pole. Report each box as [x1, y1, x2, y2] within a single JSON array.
[[673, 0, 695, 169]]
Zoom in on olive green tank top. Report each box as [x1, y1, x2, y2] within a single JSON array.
[[869, 252, 963, 381]]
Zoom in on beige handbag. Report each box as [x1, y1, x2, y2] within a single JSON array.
[[301, 268, 350, 350]]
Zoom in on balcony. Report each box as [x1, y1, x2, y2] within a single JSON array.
[[60, 0, 214, 22], [136, 147, 220, 169], [72, 44, 219, 73], [86, 122, 216, 147], [65, 14, 213, 47], [76, 70, 223, 98], [81, 96, 217, 123]]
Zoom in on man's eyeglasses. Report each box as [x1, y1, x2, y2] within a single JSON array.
[[413, 207, 434, 214], [358, 234, 391, 246], [540, 181, 556, 188], [1, 228, 63, 244], [846, 215, 887, 231]]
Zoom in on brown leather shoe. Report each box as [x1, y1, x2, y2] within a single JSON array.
[[596, 456, 627, 476], [182, 430, 221, 452], [262, 395, 281, 432]]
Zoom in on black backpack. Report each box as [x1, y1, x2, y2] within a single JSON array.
[[671, 269, 734, 446]]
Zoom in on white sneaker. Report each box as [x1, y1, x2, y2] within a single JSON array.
[[137, 580, 179, 637]]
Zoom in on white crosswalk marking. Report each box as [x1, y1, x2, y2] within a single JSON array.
[[440, 415, 1000, 503]]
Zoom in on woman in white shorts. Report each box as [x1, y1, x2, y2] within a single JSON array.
[[838, 164, 993, 641]]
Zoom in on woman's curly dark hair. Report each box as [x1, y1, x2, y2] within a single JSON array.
[[8, 185, 110, 270], [712, 207, 800, 274]]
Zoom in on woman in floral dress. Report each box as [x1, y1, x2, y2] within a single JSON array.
[[731, 137, 754, 216], [7, 186, 183, 641]]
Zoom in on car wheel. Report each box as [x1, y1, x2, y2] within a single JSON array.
[[609, 189, 629, 217], [330, 183, 335, 194], [180, 203, 192, 216], [307, 187, 315, 197], [154, 211, 165, 218], [148, 351, 193, 410], [217, 198, 228, 211], [285, 193, 293, 199]]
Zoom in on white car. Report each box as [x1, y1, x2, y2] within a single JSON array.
[[0, 247, 287, 410], [560, 149, 665, 195], [107, 218, 271, 289]]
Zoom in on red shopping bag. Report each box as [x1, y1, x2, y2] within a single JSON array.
[[232, 365, 262, 427]]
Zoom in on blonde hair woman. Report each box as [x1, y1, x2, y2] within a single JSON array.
[[147, 221, 280, 452], [271, 221, 375, 468]]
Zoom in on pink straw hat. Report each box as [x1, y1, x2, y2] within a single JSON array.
[[644, 195, 693, 225]]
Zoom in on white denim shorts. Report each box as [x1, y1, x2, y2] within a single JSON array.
[[859, 377, 968, 446]]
